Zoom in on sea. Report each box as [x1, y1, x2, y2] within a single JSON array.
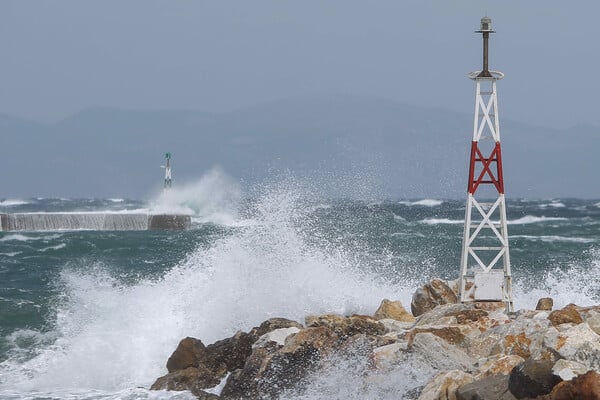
[[1, 172, 600, 399]]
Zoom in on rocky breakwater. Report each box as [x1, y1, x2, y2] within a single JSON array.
[[151, 279, 600, 399]]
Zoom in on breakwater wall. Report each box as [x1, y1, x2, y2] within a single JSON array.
[[0, 213, 191, 231]]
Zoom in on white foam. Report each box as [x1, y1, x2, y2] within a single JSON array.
[[420, 218, 463, 225], [38, 244, 67, 252], [108, 199, 125, 203], [399, 199, 443, 207], [0, 199, 29, 206], [0, 252, 21, 257], [0, 234, 62, 242], [512, 235, 595, 244], [508, 215, 568, 225]]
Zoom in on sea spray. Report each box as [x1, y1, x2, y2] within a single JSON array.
[[149, 167, 241, 225], [0, 184, 415, 396]]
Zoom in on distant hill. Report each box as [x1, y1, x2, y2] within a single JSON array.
[[1, 95, 598, 199]]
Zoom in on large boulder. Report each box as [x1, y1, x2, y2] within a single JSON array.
[[374, 299, 416, 322], [222, 327, 339, 399], [552, 359, 590, 381], [206, 330, 254, 372], [508, 359, 561, 399], [456, 374, 517, 400], [258, 326, 339, 397], [150, 366, 223, 392], [410, 333, 476, 372], [166, 337, 211, 373], [305, 314, 385, 340], [536, 298, 554, 311], [539, 370, 600, 400], [548, 304, 584, 327], [544, 323, 600, 368], [249, 317, 304, 340], [411, 279, 459, 317], [418, 370, 474, 400], [220, 345, 278, 400], [476, 355, 525, 379]]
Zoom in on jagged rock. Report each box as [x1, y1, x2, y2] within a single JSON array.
[[150, 366, 223, 392], [476, 355, 525, 378], [411, 279, 458, 317], [508, 358, 561, 399], [379, 318, 415, 333], [249, 317, 304, 340], [407, 325, 467, 346], [305, 314, 385, 340], [552, 359, 589, 381], [372, 341, 409, 369], [191, 389, 221, 400], [220, 345, 277, 400], [538, 370, 600, 400], [418, 370, 474, 400], [410, 333, 476, 372], [537, 298, 554, 311], [548, 304, 584, 326], [544, 323, 600, 366], [374, 299, 416, 322], [166, 337, 211, 373], [473, 302, 506, 312], [256, 326, 339, 397], [414, 303, 472, 327], [456, 374, 517, 400], [482, 315, 552, 360], [587, 312, 600, 335], [252, 327, 301, 349], [207, 331, 254, 372]]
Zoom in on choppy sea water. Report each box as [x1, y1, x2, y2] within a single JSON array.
[[1, 176, 599, 399]]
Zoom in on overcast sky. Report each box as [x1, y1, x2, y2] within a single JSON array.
[[0, 1, 598, 129]]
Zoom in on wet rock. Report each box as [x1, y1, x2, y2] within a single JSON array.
[[257, 326, 339, 397], [418, 369, 474, 400], [508, 358, 561, 399], [305, 314, 385, 340], [220, 345, 277, 400], [548, 304, 584, 326], [207, 331, 254, 372], [411, 278, 458, 317], [166, 337, 211, 373], [552, 359, 589, 381], [150, 366, 223, 392], [252, 327, 300, 349], [539, 370, 600, 400], [374, 299, 416, 322], [456, 374, 517, 400], [249, 317, 304, 340], [372, 341, 409, 369], [536, 297, 554, 311]]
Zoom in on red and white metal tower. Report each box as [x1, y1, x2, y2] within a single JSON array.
[[458, 17, 513, 312]]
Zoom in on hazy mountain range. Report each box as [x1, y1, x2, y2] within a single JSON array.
[[2, 95, 598, 199]]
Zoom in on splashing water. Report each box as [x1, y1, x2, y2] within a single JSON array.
[[149, 167, 241, 225], [0, 184, 415, 398]]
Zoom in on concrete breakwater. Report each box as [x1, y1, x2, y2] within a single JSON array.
[[0, 213, 191, 231]]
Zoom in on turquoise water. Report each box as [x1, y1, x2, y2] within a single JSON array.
[[1, 188, 599, 399]]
